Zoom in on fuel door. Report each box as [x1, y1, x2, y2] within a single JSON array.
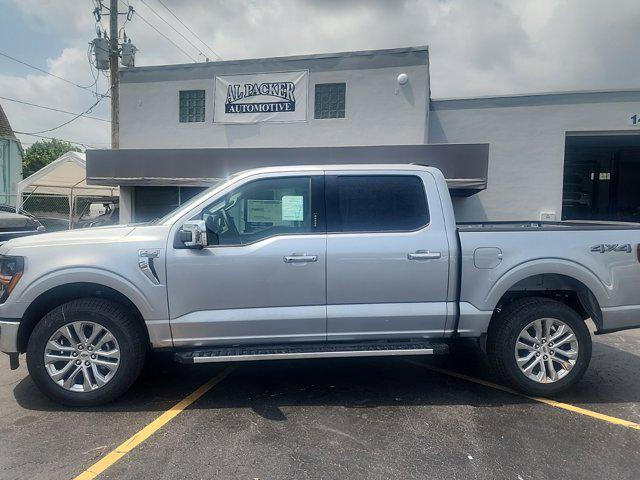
[[474, 247, 503, 269]]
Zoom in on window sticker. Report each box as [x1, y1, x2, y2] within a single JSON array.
[[247, 200, 281, 223], [281, 195, 304, 221]]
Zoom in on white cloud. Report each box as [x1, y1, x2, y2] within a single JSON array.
[[2, 0, 639, 148], [0, 47, 111, 149]]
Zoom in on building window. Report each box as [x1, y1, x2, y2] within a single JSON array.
[[179, 90, 205, 122], [314, 83, 345, 119]]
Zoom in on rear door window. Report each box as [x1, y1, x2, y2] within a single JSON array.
[[326, 175, 429, 233]]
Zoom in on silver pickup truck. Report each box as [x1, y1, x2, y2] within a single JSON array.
[[1, 164, 639, 405]]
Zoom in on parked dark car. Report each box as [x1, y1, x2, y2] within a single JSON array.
[[0, 203, 37, 218], [0, 211, 45, 243]]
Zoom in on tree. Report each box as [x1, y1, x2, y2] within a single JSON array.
[[22, 139, 82, 178]]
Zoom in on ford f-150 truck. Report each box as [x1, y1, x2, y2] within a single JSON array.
[[1, 164, 639, 406]]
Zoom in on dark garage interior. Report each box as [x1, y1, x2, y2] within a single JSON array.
[[563, 134, 640, 222]]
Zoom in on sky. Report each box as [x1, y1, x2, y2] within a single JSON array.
[[0, 0, 639, 150]]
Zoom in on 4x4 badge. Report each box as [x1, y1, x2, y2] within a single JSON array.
[[590, 244, 632, 253]]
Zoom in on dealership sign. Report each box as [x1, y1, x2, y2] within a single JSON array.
[[214, 71, 308, 123]]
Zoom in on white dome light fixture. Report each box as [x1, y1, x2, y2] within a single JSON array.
[[397, 73, 409, 85]]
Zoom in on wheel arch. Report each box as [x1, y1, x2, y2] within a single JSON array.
[[17, 282, 149, 353], [491, 273, 604, 331]]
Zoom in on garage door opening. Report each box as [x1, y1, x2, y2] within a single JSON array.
[[563, 134, 640, 222]]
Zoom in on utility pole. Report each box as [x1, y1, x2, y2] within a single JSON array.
[[92, 2, 135, 148], [109, 0, 119, 149]]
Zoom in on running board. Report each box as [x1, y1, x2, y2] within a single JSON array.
[[174, 341, 449, 364]]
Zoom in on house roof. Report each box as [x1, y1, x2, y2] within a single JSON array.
[[0, 103, 18, 141]]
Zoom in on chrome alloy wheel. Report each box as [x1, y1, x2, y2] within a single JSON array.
[[515, 318, 579, 384], [44, 321, 120, 392]]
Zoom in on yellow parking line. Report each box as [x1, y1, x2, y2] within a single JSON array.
[[406, 360, 640, 431], [74, 366, 236, 480]]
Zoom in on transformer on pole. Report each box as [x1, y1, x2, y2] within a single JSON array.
[[120, 38, 138, 68], [91, 32, 110, 71], [91, 34, 137, 70]]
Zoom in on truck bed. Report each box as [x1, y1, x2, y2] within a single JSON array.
[[456, 221, 640, 336]]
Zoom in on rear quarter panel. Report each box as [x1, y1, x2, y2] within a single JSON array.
[[459, 228, 640, 312]]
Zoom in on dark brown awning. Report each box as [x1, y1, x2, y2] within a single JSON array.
[[86, 143, 489, 197]]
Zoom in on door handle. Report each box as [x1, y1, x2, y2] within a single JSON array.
[[408, 250, 441, 260], [284, 254, 318, 263]]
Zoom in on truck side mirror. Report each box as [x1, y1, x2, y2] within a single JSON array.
[[180, 220, 208, 249]]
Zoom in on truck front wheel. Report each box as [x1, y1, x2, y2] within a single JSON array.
[[26, 298, 147, 406], [487, 297, 592, 396]]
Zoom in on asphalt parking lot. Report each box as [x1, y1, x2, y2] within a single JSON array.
[[1, 328, 640, 480]]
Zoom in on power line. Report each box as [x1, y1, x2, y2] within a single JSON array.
[[138, 0, 211, 61], [0, 95, 111, 123], [155, 0, 222, 60], [121, 0, 197, 62], [135, 10, 197, 62], [15, 92, 109, 135], [13, 132, 104, 149], [0, 50, 110, 97]]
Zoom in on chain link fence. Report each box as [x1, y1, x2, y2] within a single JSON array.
[[0, 193, 119, 232]]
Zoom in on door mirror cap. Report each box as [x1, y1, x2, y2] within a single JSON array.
[[180, 220, 207, 249]]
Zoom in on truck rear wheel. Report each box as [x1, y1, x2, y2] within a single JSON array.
[[487, 297, 592, 396], [26, 298, 146, 406]]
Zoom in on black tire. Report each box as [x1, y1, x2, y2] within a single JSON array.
[[27, 298, 147, 406], [487, 297, 592, 396]]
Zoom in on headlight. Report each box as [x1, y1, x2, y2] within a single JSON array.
[[0, 255, 24, 303]]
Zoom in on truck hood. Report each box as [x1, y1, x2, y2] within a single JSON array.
[[0, 224, 137, 251]]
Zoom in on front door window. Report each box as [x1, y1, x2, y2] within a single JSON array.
[[201, 176, 313, 245]]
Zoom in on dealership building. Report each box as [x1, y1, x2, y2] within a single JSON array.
[[85, 46, 640, 224]]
